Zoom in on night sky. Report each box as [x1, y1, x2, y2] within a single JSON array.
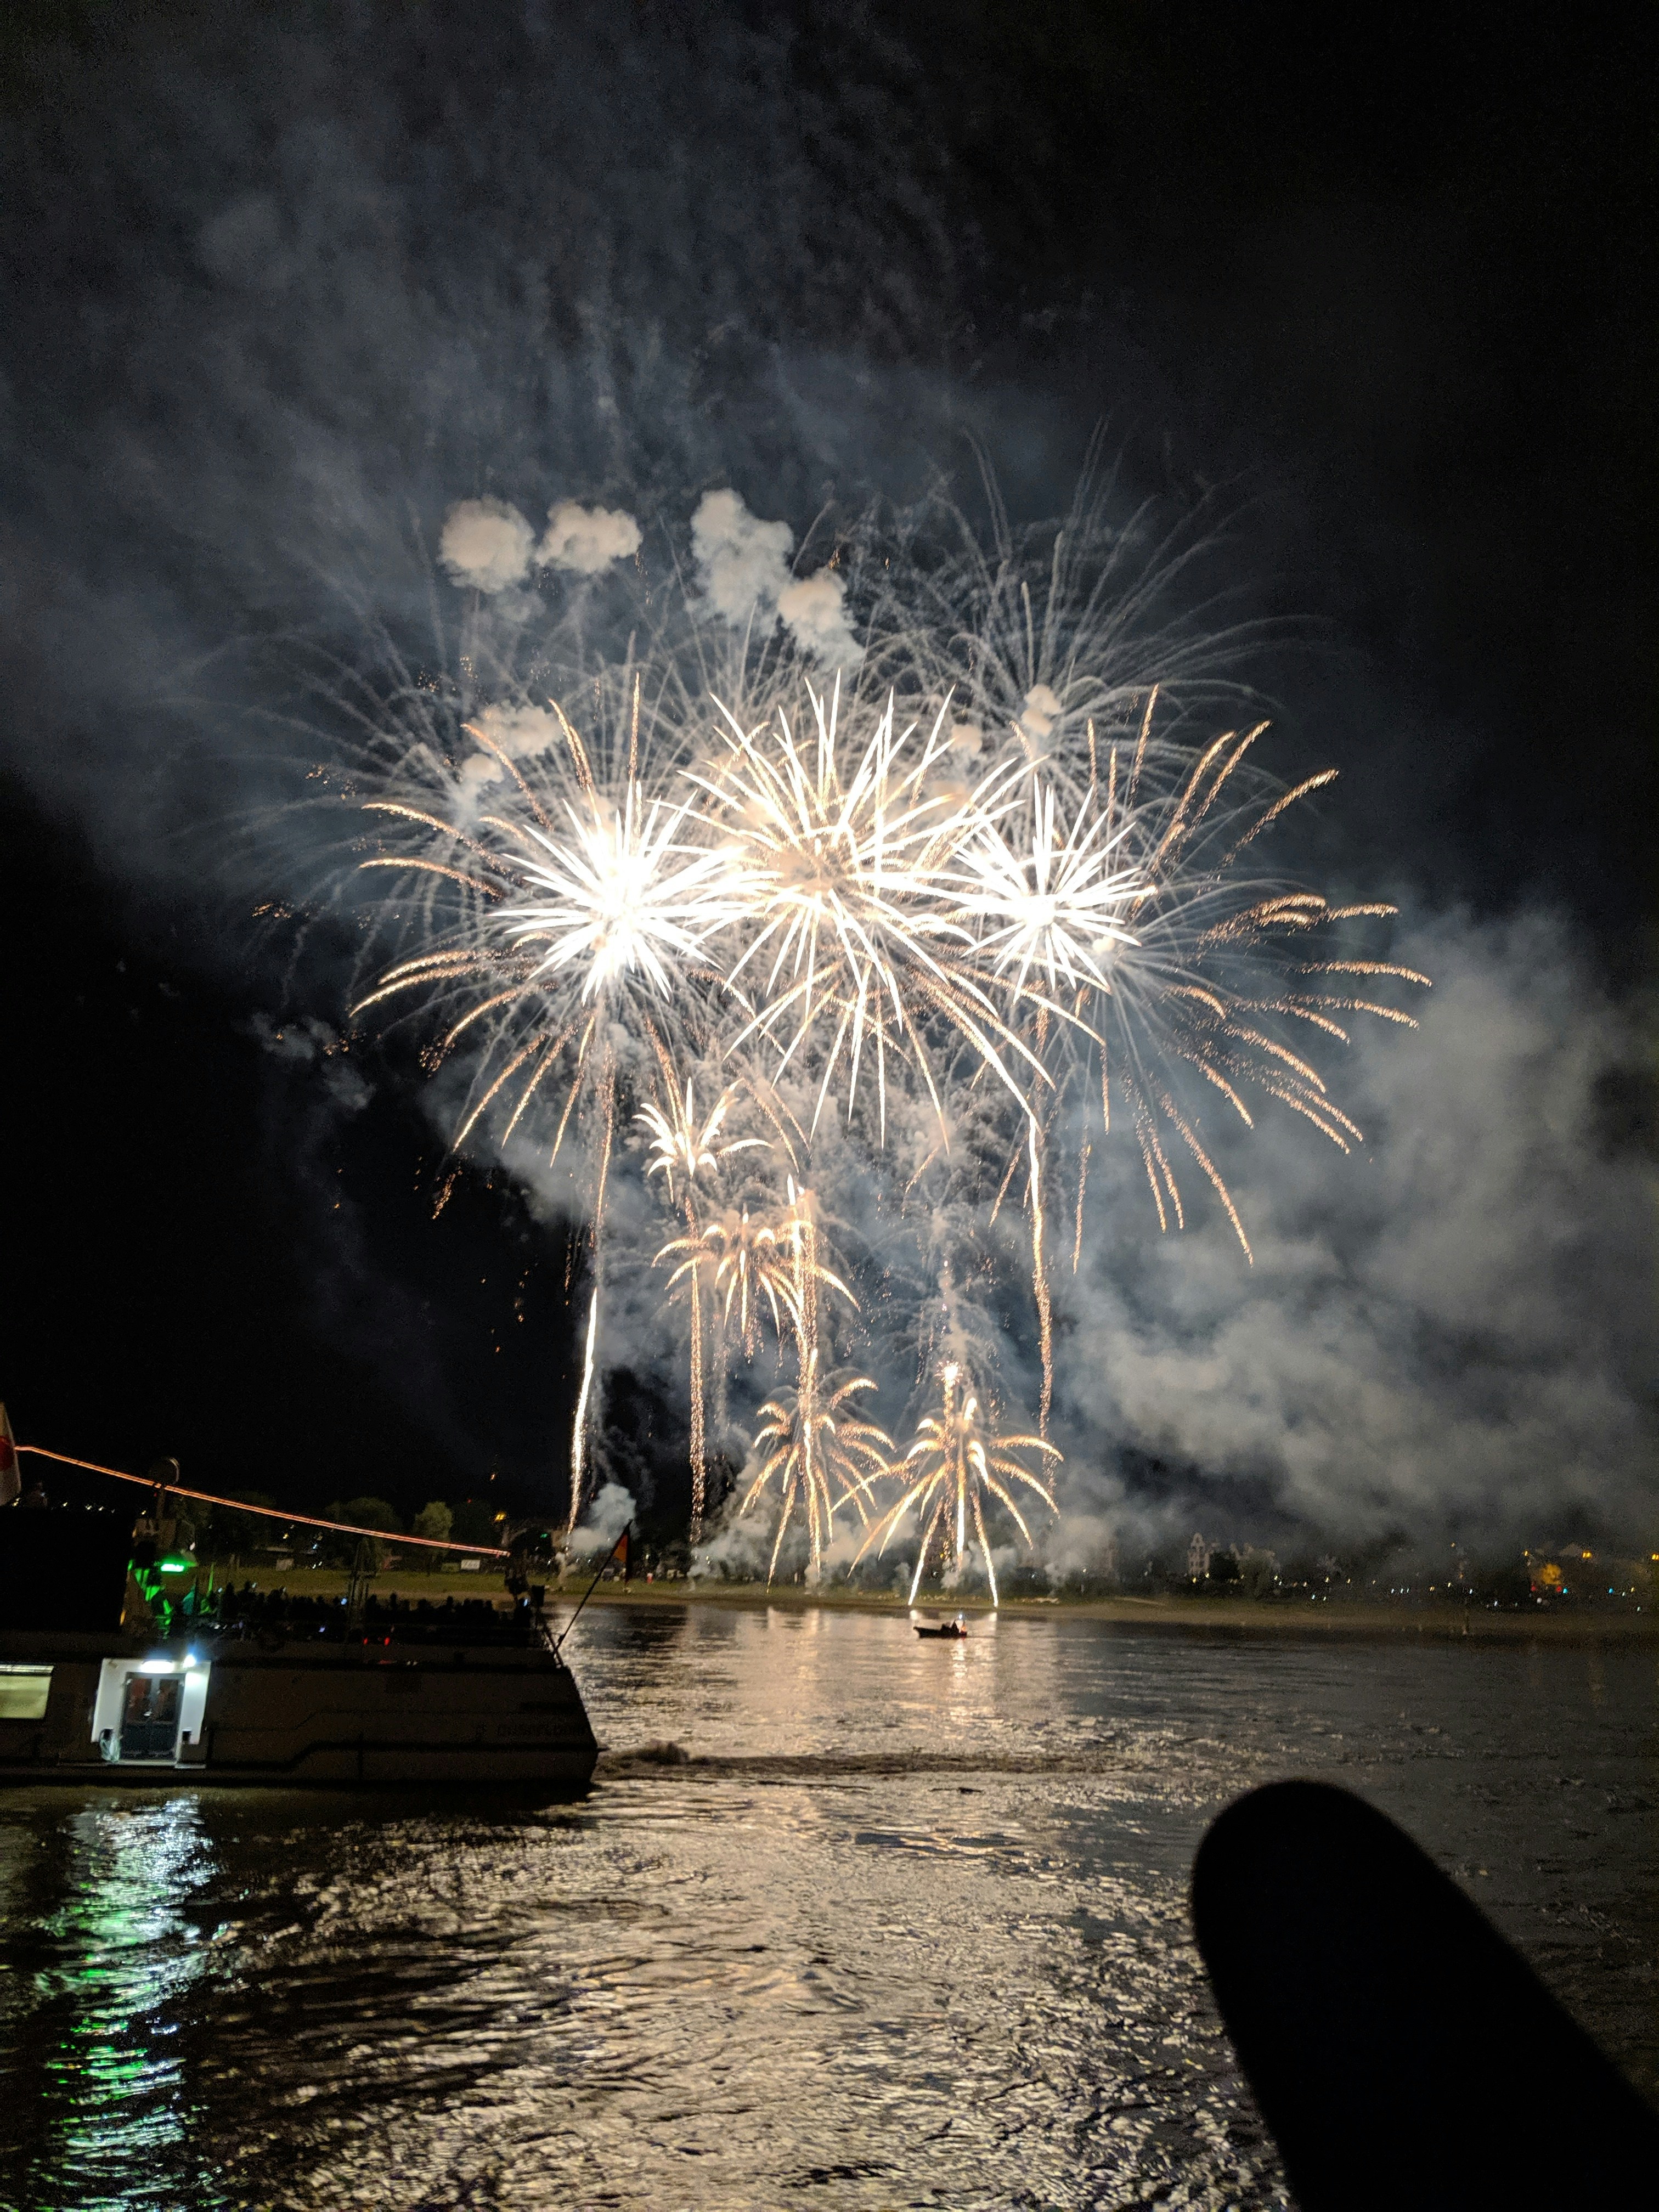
[[0, 3, 1650, 1542]]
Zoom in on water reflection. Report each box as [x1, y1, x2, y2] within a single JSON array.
[[0, 1795, 217, 2208], [0, 1611, 1653, 2209]]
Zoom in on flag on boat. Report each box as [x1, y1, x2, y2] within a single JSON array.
[[0, 1405, 19, 1508]]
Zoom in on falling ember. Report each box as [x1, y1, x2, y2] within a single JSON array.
[[1072, 1139, 1090, 1273]]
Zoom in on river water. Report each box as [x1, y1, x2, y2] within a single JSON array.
[[1, 1605, 1654, 2210]]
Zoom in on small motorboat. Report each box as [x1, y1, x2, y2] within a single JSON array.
[[915, 1620, 967, 1639]]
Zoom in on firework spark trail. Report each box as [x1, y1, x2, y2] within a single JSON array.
[[641, 1081, 769, 1542], [329, 477, 1428, 1582], [568, 1290, 600, 1541], [687, 1262, 706, 1539], [1026, 1117, 1053, 1437]]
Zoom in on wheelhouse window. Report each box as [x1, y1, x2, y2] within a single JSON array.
[[0, 1666, 53, 1720]]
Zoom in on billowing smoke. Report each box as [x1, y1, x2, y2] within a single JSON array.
[[1046, 909, 1654, 1555], [776, 571, 862, 666], [566, 1480, 635, 1558], [451, 702, 566, 815], [439, 496, 642, 601], [690, 489, 797, 622]]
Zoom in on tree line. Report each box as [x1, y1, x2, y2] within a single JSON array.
[[183, 1493, 505, 1568]]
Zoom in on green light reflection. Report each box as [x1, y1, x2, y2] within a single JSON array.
[[5, 1797, 222, 2209]]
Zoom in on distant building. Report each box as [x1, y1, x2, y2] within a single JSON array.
[[1187, 1532, 1207, 1581]]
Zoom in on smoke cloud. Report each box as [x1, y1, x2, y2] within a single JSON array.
[[776, 571, 863, 667], [439, 499, 537, 593], [691, 489, 860, 664], [439, 496, 643, 593], [452, 703, 563, 814], [538, 501, 642, 575], [566, 1480, 636, 1557], [691, 489, 795, 623], [1045, 908, 1654, 1554]]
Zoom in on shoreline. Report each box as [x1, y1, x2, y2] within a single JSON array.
[[563, 1581, 1656, 1644], [210, 1565, 1656, 1645]]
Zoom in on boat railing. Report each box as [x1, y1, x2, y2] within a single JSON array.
[[187, 1588, 562, 1654]]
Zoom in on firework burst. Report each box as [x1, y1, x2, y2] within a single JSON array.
[[742, 1352, 891, 1585], [687, 677, 1042, 1139], [347, 665, 739, 1533], [855, 1362, 1059, 1606], [320, 475, 1426, 1565], [353, 758, 732, 1161], [956, 691, 1430, 1259]]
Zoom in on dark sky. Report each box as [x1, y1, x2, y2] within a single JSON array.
[[0, 2, 1649, 1531]]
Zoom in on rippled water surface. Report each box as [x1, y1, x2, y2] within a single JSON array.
[[1, 1606, 1655, 2210]]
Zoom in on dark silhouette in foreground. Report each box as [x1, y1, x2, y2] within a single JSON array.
[[1192, 1780, 1659, 2209]]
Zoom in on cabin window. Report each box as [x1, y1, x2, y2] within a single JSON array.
[[0, 1666, 53, 1720]]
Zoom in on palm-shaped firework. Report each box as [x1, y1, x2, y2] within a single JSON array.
[[743, 1352, 891, 1585], [856, 1362, 1059, 1606], [659, 1202, 836, 1362], [639, 1079, 769, 1539], [639, 1080, 766, 1205]]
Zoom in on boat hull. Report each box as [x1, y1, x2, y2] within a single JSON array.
[[0, 1633, 600, 1795]]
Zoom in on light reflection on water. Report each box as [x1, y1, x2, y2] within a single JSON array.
[[0, 1796, 217, 2208], [0, 1609, 1654, 2210]]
